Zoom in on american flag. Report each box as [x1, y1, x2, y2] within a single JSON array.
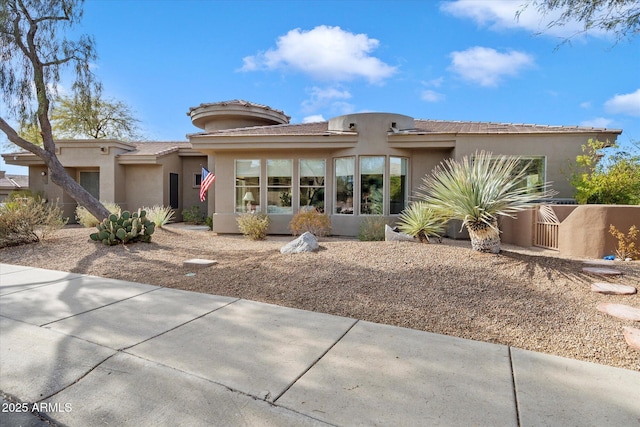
[[199, 167, 215, 202]]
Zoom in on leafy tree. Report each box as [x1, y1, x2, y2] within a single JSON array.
[[51, 91, 142, 140], [570, 139, 640, 204], [416, 151, 551, 253], [520, 0, 640, 42], [0, 0, 110, 221]]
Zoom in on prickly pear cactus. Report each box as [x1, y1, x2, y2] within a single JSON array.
[[89, 207, 155, 246]]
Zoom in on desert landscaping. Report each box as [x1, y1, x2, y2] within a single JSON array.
[[1, 224, 639, 372]]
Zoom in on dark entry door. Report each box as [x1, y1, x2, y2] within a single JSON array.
[[169, 173, 179, 209]]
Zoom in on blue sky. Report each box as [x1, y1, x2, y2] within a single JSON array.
[[2, 0, 639, 175]]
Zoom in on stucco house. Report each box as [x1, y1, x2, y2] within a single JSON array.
[[2, 99, 622, 237]]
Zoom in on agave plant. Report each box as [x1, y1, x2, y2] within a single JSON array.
[[417, 151, 551, 253], [397, 201, 448, 243]]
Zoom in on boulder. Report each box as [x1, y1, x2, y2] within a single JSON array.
[[280, 232, 319, 254], [384, 225, 417, 242]]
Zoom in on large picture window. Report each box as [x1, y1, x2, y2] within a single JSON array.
[[235, 160, 260, 213], [335, 157, 354, 214], [267, 159, 293, 214], [390, 157, 408, 214], [79, 171, 100, 200], [300, 159, 325, 212], [360, 157, 384, 215], [517, 156, 546, 191]]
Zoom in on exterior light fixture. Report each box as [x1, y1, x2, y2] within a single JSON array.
[[41, 171, 47, 176]]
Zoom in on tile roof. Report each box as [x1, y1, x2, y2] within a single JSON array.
[[187, 99, 289, 119], [0, 173, 28, 189], [120, 141, 193, 156], [412, 120, 622, 134], [194, 119, 621, 136]]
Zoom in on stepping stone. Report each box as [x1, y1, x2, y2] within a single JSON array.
[[591, 282, 637, 295], [583, 260, 616, 266], [183, 259, 218, 269], [623, 327, 640, 351], [596, 303, 640, 322], [582, 267, 622, 276]]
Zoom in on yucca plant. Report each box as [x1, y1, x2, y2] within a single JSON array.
[[397, 201, 448, 243], [417, 151, 551, 253], [144, 205, 175, 228]]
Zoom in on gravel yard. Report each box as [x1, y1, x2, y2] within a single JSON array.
[[2, 224, 639, 371]]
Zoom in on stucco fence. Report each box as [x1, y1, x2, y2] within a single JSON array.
[[500, 205, 640, 260]]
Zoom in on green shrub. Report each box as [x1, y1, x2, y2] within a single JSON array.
[[357, 216, 387, 241], [182, 205, 205, 224], [236, 212, 270, 240], [89, 208, 155, 245], [397, 201, 448, 243], [289, 209, 331, 237], [205, 215, 213, 231], [0, 196, 67, 247], [144, 205, 175, 228], [76, 202, 121, 228]]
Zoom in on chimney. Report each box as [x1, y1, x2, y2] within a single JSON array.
[[0, 171, 5, 179]]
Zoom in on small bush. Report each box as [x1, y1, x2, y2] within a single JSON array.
[[609, 224, 639, 260], [205, 215, 213, 231], [182, 205, 205, 224], [76, 202, 121, 228], [236, 212, 270, 240], [289, 209, 331, 237], [0, 196, 67, 247], [357, 216, 387, 241], [144, 205, 175, 228]]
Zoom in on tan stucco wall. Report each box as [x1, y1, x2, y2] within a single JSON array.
[[181, 156, 208, 217], [452, 133, 609, 199], [124, 165, 163, 211], [559, 205, 640, 259]]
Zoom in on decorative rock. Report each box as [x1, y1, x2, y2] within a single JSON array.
[[280, 232, 319, 254], [591, 282, 637, 295], [384, 225, 417, 242], [596, 303, 640, 322], [183, 259, 218, 269], [582, 267, 622, 276], [623, 327, 640, 351]]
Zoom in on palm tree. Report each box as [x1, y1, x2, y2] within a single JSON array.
[[417, 151, 551, 253]]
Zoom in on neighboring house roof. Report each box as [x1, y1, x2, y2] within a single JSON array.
[[0, 171, 28, 191], [195, 119, 622, 136]]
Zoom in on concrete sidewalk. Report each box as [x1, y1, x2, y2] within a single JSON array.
[[1, 263, 639, 426]]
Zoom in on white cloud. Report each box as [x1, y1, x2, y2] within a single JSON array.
[[580, 117, 613, 128], [302, 114, 326, 123], [580, 101, 592, 109], [423, 77, 444, 87], [302, 86, 353, 114], [239, 25, 397, 83], [421, 90, 445, 102], [449, 46, 534, 87], [604, 89, 640, 117], [440, 0, 597, 38]]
